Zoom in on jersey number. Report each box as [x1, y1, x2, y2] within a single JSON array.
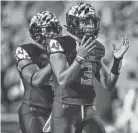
[[81, 62, 95, 86], [15, 47, 31, 61]]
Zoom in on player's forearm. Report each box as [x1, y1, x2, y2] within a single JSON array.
[[104, 73, 119, 91], [32, 64, 52, 87], [58, 59, 81, 86], [104, 57, 122, 91]]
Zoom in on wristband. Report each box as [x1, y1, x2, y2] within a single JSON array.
[[75, 58, 82, 65], [111, 57, 122, 75], [77, 55, 85, 60]]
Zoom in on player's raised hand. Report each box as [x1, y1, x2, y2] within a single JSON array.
[[113, 37, 129, 59], [76, 36, 96, 59]]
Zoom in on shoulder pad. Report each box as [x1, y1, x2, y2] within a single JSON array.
[[86, 40, 105, 62], [55, 36, 76, 52], [48, 39, 64, 54], [15, 47, 31, 61], [16, 43, 45, 61], [20, 43, 44, 56], [94, 40, 105, 57]]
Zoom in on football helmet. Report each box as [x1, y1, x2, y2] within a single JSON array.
[[29, 11, 62, 46], [66, 3, 100, 39]]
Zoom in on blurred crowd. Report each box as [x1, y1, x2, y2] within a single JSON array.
[[1, 1, 138, 133]]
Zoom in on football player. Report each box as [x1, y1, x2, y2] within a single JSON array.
[[48, 3, 129, 133], [15, 11, 62, 133]]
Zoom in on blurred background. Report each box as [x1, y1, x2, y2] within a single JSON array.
[[1, 1, 138, 133]]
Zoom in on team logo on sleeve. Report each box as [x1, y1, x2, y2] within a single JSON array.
[[49, 40, 64, 53], [15, 47, 31, 61]]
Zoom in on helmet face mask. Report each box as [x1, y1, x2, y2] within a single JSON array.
[[41, 23, 62, 38], [66, 3, 100, 39], [29, 11, 62, 46]]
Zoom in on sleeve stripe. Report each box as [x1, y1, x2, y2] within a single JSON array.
[[16, 58, 32, 63], [49, 51, 65, 55], [21, 62, 35, 72], [17, 60, 35, 73], [30, 72, 36, 87]]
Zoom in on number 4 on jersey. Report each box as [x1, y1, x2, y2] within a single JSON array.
[[49, 40, 64, 52]]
